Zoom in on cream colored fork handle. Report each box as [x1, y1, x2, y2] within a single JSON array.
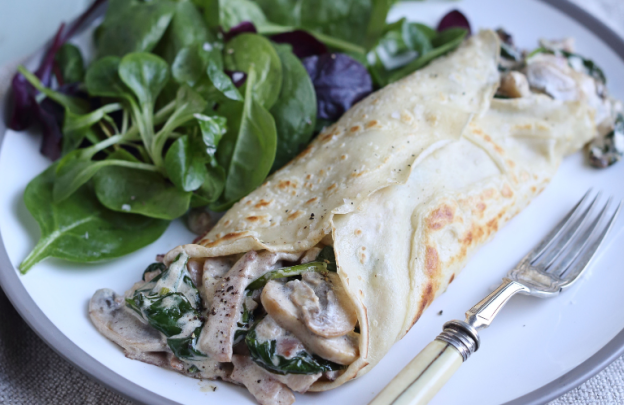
[[369, 340, 462, 405]]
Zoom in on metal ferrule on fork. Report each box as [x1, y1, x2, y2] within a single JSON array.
[[435, 320, 480, 361]]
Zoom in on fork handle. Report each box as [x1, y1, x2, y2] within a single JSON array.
[[369, 321, 478, 405], [369, 340, 462, 405]]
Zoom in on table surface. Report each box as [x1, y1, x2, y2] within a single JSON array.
[[1, 0, 623, 404]]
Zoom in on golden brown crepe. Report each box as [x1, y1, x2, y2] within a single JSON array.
[[162, 30, 597, 391]]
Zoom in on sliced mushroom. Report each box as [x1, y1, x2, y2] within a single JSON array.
[[498, 71, 531, 98], [261, 280, 359, 365], [186, 258, 204, 287], [200, 251, 302, 362], [231, 355, 295, 405], [292, 272, 357, 338], [89, 289, 167, 355]]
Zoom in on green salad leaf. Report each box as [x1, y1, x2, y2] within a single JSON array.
[[223, 34, 282, 109], [270, 45, 317, 171], [20, 165, 169, 273]]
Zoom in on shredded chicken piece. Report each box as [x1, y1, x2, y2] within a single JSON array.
[[186, 258, 204, 287], [300, 246, 322, 264], [201, 255, 239, 306], [261, 281, 359, 364], [200, 251, 302, 362], [231, 355, 295, 405]]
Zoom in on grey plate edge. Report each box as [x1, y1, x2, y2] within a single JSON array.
[[0, 1, 623, 405]]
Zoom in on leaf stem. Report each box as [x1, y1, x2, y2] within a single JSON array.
[[256, 24, 366, 54]]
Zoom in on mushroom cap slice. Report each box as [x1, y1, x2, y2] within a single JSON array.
[[261, 280, 359, 365]]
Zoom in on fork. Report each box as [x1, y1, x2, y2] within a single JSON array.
[[370, 191, 621, 405]]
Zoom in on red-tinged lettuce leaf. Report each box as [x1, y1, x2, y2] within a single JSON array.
[[270, 30, 328, 59], [437, 10, 471, 35], [301, 53, 372, 121], [223, 21, 257, 42]]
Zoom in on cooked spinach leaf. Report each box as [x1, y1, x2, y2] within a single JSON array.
[[247, 262, 328, 291], [316, 246, 337, 272], [126, 253, 206, 360], [143, 262, 167, 281], [246, 323, 344, 374]]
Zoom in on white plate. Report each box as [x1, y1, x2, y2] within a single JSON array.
[[1, 1, 624, 404]]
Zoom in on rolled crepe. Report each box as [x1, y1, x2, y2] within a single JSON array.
[[159, 30, 598, 392]]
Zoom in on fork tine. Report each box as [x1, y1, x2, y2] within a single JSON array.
[[558, 200, 621, 285], [533, 192, 601, 268], [548, 198, 611, 277], [525, 190, 593, 263]]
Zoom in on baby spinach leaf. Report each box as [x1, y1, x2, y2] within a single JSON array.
[[387, 28, 467, 84], [207, 60, 243, 101], [94, 165, 192, 220], [192, 0, 219, 29], [53, 145, 159, 203], [256, 0, 373, 46], [191, 165, 226, 206], [224, 33, 282, 109], [367, 19, 435, 87], [212, 68, 277, 210], [155, 0, 213, 64], [96, 0, 176, 58], [270, 45, 316, 171], [152, 85, 208, 160], [55, 43, 85, 84], [172, 46, 208, 87], [246, 322, 344, 374], [220, 0, 267, 31], [196, 114, 227, 164], [247, 262, 327, 291], [364, 0, 401, 48], [119, 53, 170, 111], [20, 164, 169, 273], [85, 56, 133, 100], [165, 135, 208, 192]]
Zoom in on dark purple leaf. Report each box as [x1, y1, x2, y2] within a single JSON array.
[[8, 23, 66, 131], [437, 10, 471, 35], [8, 74, 35, 131], [37, 98, 65, 160], [302, 53, 372, 121], [225, 70, 247, 87], [270, 30, 328, 59], [223, 21, 257, 42]]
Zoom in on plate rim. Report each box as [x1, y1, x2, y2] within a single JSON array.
[[1, 1, 623, 404]]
